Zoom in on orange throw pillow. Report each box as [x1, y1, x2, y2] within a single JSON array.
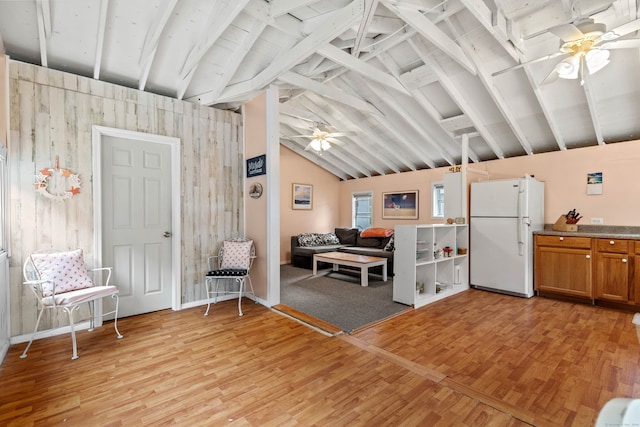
[[360, 227, 394, 238]]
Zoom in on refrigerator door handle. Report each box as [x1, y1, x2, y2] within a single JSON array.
[[516, 179, 526, 255]]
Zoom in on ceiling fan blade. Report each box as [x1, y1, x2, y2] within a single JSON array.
[[288, 134, 314, 138], [326, 138, 343, 144], [603, 18, 640, 40], [539, 67, 560, 86], [327, 132, 356, 137], [492, 51, 568, 77], [599, 39, 640, 49], [549, 23, 585, 42]]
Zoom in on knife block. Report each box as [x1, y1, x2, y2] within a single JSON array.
[[552, 215, 578, 232]]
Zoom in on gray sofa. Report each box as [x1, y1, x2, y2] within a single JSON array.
[[290, 227, 394, 275]]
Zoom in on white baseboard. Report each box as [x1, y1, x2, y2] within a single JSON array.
[[10, 321, 92, 345]]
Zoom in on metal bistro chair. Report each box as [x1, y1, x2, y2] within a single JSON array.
[[21, 249, 123, 360], [204, 238, 256, 316]]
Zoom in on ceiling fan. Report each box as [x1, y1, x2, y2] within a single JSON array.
[[492, 17, 640, 85], [288, 125, 356, 153]]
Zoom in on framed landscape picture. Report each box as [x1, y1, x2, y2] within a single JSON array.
[[292, 183, 313, 210], [382, 190, 418, 219]]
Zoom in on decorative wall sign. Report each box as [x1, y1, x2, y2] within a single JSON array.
[[587, 172, 603, 195], [249, 182, 263, 199], [247, 155, 266, 178], [34, 156, 81, 201]]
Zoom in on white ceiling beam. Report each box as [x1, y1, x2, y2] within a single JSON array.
[[93, 0, 109, 80], [270, 0, 319, 17], [280, 121, 364, 178], [177, 0, 251, 99], [138, 0, 179, 90], [35, 0, 50, 67], [383, 0, 447, 11], [382, 0, 476, 75], [446, 16, 533, 155], [278, 71, 379, 115], [338, 74, 437, 168], [216, 0, 366, 104], [295, 95, 394, 176], [279, 103, 324, 124], [525, 70, 567, 151], [581, 72, 605, 145], [458, 0, 519, 62], [376, 51, 458, 164], [317, 44, 409, 95], [409, 37, 505, 159], [280, 138, 351, 180], [185, 21, 266, 105], [353, 0, 379, 57], [317, 96, 418, 172]]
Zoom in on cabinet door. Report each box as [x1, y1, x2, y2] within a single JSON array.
[[595, 253, 629, 301], [535, 246, 592, 297], [634, 256, 640, 305]]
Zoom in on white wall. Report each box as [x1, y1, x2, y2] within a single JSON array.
[[8, 61, 244, 337]]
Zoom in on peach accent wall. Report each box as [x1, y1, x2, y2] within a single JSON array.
[[280, 146, 340, 264], [339, 167, 451, 228], [244, 94, 268, 298], [475, 140, 640, 226], [338, 139, 640, 228]]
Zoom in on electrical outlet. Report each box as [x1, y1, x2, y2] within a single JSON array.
[[591, 217, 604, 224]]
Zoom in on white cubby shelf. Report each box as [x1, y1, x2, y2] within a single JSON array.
[[393, 224, 469, 309]]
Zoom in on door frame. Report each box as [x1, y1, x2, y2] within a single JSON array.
[[92, 125, 182, 313]]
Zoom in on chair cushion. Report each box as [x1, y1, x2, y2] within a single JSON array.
[[220, 240, 253, 269], [31, 249, 94, 297], [206, 269, 248, 277], [42, 285, 118, 306]]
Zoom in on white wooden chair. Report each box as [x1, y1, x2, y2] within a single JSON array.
[[204, 238, 256, 316], [21, 249, 123, 360]]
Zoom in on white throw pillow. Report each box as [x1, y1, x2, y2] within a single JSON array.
[[220, 240, 253, 270], [31, 249, 94, 297]]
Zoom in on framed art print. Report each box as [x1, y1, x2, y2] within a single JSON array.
[[292, 183, 313, 210], [382, 190, 418, 219]]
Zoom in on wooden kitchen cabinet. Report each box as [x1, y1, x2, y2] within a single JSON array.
[[634, 242, 640, 305], [534, 235, 593, 298], [595, 239, 629, 302]]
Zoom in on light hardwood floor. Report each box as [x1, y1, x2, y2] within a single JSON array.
[[1, 289, 639, 426]]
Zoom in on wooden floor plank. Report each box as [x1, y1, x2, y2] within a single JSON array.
[[2, 289, 639, 425]]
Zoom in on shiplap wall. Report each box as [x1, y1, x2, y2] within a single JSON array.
[[8, 61, 244, 336]]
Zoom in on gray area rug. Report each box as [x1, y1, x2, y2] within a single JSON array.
[[280, 264, 410, 333]]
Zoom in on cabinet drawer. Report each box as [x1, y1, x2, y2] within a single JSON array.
[[535, 235, 592, 249], [596, 238, 629, 254]]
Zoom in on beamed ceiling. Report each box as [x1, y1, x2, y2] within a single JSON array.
[[1, 0, 639, 180]]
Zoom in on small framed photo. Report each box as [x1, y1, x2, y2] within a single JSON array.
[[292, 183, 313, 210], [382, 190, 418, 219]]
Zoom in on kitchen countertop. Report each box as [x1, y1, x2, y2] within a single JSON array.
[[534, 225, 640, 240]]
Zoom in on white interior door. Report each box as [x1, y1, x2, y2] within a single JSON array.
[[101, 135, 173, 317]]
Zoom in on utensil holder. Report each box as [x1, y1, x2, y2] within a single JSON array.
[[552, 215, 578, 232]]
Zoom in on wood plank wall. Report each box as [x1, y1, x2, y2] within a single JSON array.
[[8, 61, 244, 336]]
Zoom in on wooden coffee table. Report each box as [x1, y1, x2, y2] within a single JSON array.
[[312, 252, 387, 287]]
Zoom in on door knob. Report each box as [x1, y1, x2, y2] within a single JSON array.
[[163, 232, 172, 238]]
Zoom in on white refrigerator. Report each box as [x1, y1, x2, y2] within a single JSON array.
[[470, 176, 544, 298]]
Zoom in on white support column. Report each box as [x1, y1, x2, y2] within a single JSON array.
[[461, 133, 469, 220], [265, 86, 280, 307]]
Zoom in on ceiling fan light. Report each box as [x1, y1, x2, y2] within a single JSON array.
[[320, 140, 331, 151], [585, 49, 610, 74], [557, 56, 580, 79], [309, 139, 322, 151]]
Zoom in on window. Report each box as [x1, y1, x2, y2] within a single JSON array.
[[432, 181, 444, 219], [352, 192, 372, 230]]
